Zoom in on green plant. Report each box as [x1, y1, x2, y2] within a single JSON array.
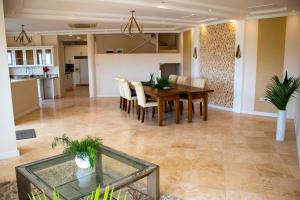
[[28, 186, 127, 200], [154, 77, 170, 89], [265, 71, 300, 110], [52, 134, 102, 168]]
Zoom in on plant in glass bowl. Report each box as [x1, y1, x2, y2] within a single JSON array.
[[265, 72, 300, 141], [52, 134, 102, 168]]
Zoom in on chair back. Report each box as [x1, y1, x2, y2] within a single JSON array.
[[131, 81, 146, 106], [121, 79, 133, 99], [168, 74, 178, 84], [192, 78, 206, 88], [177, 75, 189, 85], [115, 77, 126, 97]]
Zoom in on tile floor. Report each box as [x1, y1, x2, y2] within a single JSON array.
[[0, 86, 299, 200]]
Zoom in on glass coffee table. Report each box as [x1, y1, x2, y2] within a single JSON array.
[[16, 145, 159, 200]]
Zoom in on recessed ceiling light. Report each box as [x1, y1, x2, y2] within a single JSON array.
[[76, 36, 81, 40], [156, 1, 167, 9]]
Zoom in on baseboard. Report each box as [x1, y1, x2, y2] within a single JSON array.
[[14, 106, 40, 120], [208, 104, 233, 112], [96, 94, 119, 98], [242, 110, 294, 119], [0, 149, 19, 160]]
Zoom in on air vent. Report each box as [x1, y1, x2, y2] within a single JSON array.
[[68, 23, 97, 28]]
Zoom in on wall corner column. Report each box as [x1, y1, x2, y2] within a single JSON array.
[[233, 20, 245, 113], [87, 34, 97, 97], [0, 0, 19, 160], [191, 25, 201, 78]]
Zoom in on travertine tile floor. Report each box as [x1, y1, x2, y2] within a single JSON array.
[[0, 86, 300, 200]]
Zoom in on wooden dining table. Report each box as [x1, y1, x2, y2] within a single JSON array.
[[131, 83, 214, 126]]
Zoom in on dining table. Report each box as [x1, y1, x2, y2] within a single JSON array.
[[131, 83, 214, 126]]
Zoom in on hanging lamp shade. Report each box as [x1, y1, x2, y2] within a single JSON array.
[[14, 25, 32, 45], [121, 10, 143, 36]]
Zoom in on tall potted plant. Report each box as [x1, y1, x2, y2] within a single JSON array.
[[265, 72, 300, 141]]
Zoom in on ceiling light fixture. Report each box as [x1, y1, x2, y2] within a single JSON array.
[[14, 25, 32, 45], [198, 18, 217, 23], [121, 10, 143, 36]]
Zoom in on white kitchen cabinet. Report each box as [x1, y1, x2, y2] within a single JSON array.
[[7, 46, 55, 67], [64, 73, 74, 90]]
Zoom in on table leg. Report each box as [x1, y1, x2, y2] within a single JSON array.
[[16, 169, 31, 200], [175, 95, 180, 124], [147, 167, 160, 200], [95, 152, 104, 187], [203, 94, 208, 120], [157, 97, 163, 126], [188, 94, 193, 123]]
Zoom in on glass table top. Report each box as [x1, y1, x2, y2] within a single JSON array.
[[24, 146, 149, 200]]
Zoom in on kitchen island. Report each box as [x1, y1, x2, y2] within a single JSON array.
[[11, 79, 40, 120]]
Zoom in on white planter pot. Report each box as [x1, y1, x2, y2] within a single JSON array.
[[76, 168, 92, 188], [75, 154, 90, 169], [276, 110, 286, 141]]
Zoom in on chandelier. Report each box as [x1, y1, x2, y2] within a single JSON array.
[[121, 10, 143, 36], [14, 25, 32, 45]]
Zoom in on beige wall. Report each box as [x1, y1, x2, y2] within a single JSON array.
[[11, 79, 39, 119], [96, 53, 181, 96], [254, 17, 286, 112], [95, 34, 156, 54], [200, 23, 236, 108], [6, 35, 42, 47], [182, 30, 192, 80], [284, 15, 300, 118]]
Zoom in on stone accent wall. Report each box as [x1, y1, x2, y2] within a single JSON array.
[[200, 23, 236, 108]]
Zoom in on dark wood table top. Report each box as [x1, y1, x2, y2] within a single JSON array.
[[137, 84, 214, 97]]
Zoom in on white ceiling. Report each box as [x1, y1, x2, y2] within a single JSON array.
[[4, 0, 300, 35]]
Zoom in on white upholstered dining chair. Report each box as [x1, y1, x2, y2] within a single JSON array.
[[120, 79, 137, 114], [114, 77, 125, 109], [180, 77, 207, 116], [176, 75, 189, 85], [131, 81, 157, 123], [168, 74, 178, 84]]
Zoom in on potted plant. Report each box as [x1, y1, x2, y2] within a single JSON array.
[[43, 66, 49, 78], [52, 134, 102, 168], [155, 77, 170, 89], [265, 72, 300, 141]]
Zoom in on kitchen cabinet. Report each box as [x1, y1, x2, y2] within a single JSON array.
[[64, 73, 74, 90], [7, 46, 55, 67], [7, 50, 13, 65]]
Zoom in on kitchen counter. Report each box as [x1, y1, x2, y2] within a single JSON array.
[[10, 78, 40, 120]]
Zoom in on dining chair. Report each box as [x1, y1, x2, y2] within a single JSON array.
[[180, 77, 207, 116], [168, 74, 178, 84], [114, 77, 126, 109], [121, 79, 137, 114], [176, 75, 189, 85], [131, 81, 158, 123]]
